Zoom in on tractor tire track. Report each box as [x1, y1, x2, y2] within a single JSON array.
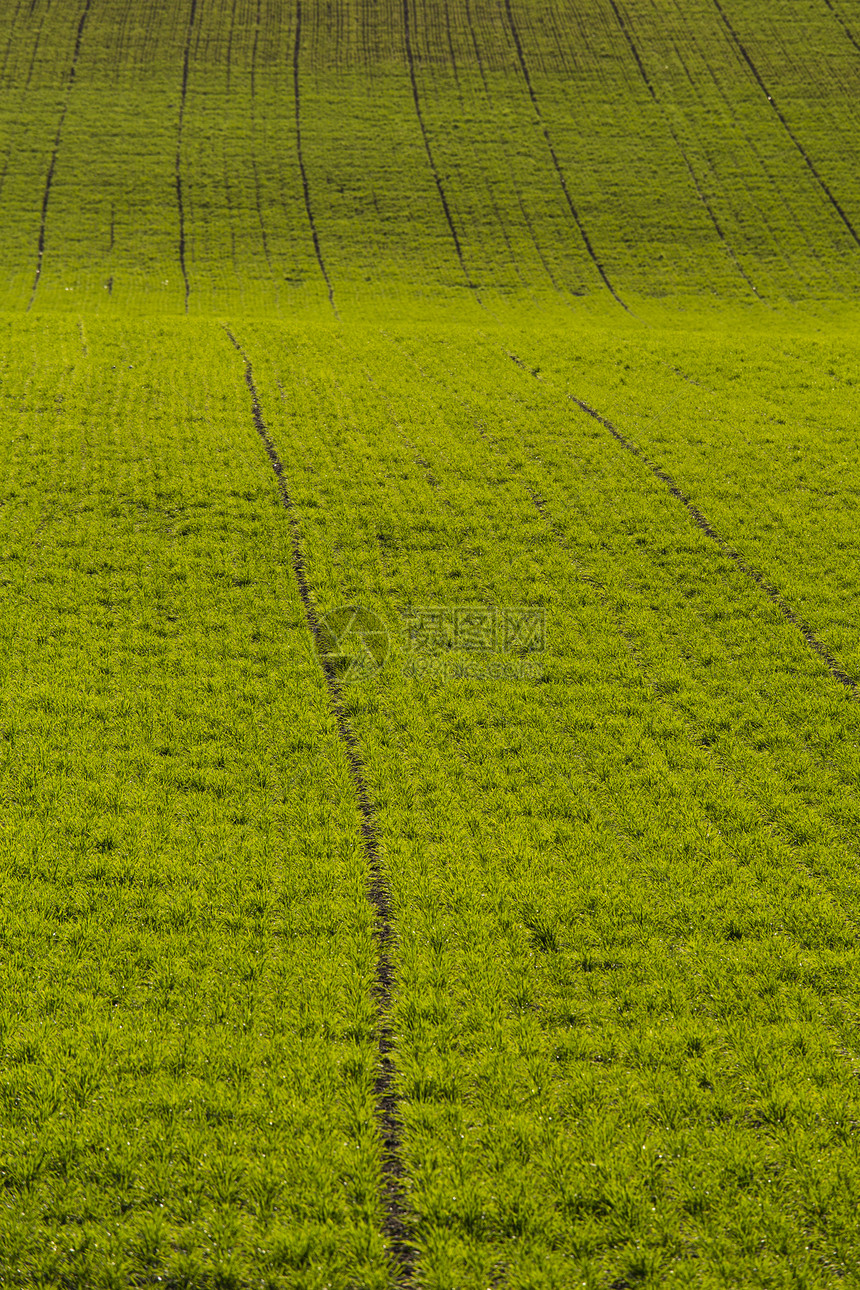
[[175, 0, 197, 313], [27, 0, 92, 311], [403, 0, 477, 294], [380, 333, 860, 985], [506, 352, 857, 695], [224, 0, 239, 93], [395, 334, 860, 881], [463, 0, 488, 89], [503, 0, 629, 311], [294, 0, 337, 315], [822, 0, 860, 56], [442, 6, 534, 304], [607, 0, 761, 297], [23, 0, 51, 93], [250, 0, 272, 272], [463, 0, 577, 301], [0, 0, 26, 87], [222, 325, 413, 1283], [660, 0, 828, 287], [713, 0, 860, 251]]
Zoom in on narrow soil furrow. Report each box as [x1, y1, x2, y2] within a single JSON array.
[[713, 0, 860, 250], [503, 0, 629, 310], [662, 0, 829, 286], [27, 0, 92, 311], [608, 0, 761, 297], [23, 0, 51, 93], [294, 0, 337, 314], [402, 0, 476, 292], [250, 0, 272, 271], [463, 0, 488, 89], [822, 0, 860, 56], [507, 352, 859, 694], [438, 366, 855, 915], [224, 0, 239, 94], [175, 0, 197, 313], [0, 0, 26, 87], [222, 325, 413, 1283], [462, 0, 572, 299]]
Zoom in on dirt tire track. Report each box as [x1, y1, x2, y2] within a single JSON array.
[[250, 0, 272, 272], [503, 0, 629, 311], [659, 0, 826, 286], [403, 0, 477, 294], [0, 0, 26, 87], [468, 394, 854, 936], [222, 325, 414, 1284], [463, 0, 488, 90], [713, 0, 860, 250], [224, 0, 239, 94], [463, 0, 574, 301], [294, 1, 337, 315], [822, 0, 860, 55], [175, 0, 197, 313], [507, 352, 858, 695], [27, 0, 92, 311], [607, 0, 761, 298]]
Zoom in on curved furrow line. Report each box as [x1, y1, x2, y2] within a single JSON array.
[[403, 341, 859, 901], [27, 0, 92, 311], [442, 0, 459, 82], [822, 0, 860, 55], [222, 325, 412, 1284], [175, 0, 197, 313], [224, 0, 239, 96], [659, 0, 830, 286], [713, 0, 860, 250], [462, 0, 579, 302], [402, 0, 477, 293], [607, 0, 761, 297], [23, 0, 51, 93], [250, 0, 272, 272], [376, 333, 860, 924], [441, 6, 535, 302], [463, 0, 488, 89], [0, 0, 26, 87], [506, 352, 858, 695], [294, 0, 337, 315], [503, 0, 630, 310]]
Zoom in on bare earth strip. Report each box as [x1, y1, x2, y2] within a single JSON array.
[[713, 0, 860, 251], [175, 0, 197, 313], [27, 0, 92, 311], [608, 0, 761, 298], [507, 350, 858, 695], [503, 0, 629, 311], [293, 0, 337, 316], [222, 324, 414, 1283], [402, 0, 477, 295]]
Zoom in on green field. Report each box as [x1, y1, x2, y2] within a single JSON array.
[[2, 2, 860, 1287]]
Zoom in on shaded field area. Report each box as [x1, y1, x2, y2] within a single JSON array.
[[1, 0, 860, 318], [1, 0, 860, 1286]]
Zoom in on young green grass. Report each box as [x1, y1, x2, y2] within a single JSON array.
[[1, 0, 860, 1285]]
